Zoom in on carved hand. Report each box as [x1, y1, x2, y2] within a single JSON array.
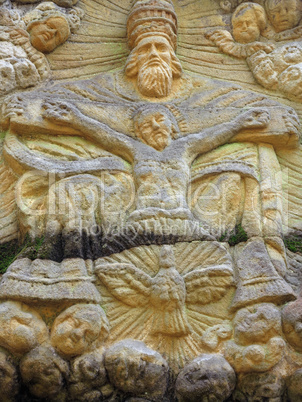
[[0, 95, 25, 131], [282, 109, 301, 138], [236, 108, 270, 130], [42, 100, 80, 127]]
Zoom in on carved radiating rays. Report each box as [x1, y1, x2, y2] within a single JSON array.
[[48, 0, 250, 89], [94, 241, 234, 369]]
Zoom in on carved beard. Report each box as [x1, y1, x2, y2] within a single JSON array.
[[137, 60, 173, 98]]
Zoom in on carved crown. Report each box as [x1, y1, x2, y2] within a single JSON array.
[[127, 0, 178, 50]]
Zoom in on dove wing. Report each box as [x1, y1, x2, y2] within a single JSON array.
[[95, 263, 152, 307], [184, 265, 233, 305]]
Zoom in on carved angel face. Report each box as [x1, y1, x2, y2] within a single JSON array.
[[28, 16, 70, 53], [281, 44, 302, 65], [51, 304, 108, 357], [20, 347, 68, 399], [0, 301, 48, 355], [234, 303, 281, 345], [266, 0, 302, 32], [279, 63, 302, 99], [282, 299, 302, 352], [29, 363, 63, 398], [232, 8, 261, 43]]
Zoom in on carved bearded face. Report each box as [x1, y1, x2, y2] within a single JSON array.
[[133, 37, 174, 98], [125, 34, 183, 98], [29, 16, 70, 53], [136, 110, 172, 150], [266, 0, 302, 32]]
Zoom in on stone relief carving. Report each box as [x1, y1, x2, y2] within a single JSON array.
[[0, 300, 49, 355], [12, 0, 78, 7], [0, 9, 49, 95], [0, 0, 301, 399], [50, 303, 109, 357], [224, 303, 285, 372], [23, 1, 84, 53], [20, 346, 69, 400], [207, 0, 302, 100], [95, 242, 234, 367], [264, 0, 302, 40]]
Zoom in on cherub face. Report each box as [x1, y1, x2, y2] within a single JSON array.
[[279, 63, 302, 99], [51, 305, 107, 357], [0, 301, 48, 355], [136, 110, 172, 151], [30, 363, 62, 398], [281, 45, 302, 64], [51, 316, 98, 356], [29, 16, 70, 53], [282, 300, 302, 352], [266, 0, 302, 32], [232, 9, 260, 43], [234, 304, 281, 345]]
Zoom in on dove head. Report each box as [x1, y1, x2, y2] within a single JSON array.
[[159, 245, 175, 269]]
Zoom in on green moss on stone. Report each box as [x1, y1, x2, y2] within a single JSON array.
[[284, 235, 302, 254], [219, 224, 248, 246], [0, 235, 46, 273]]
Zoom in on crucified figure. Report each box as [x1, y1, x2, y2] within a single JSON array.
[[41, 100, 271, 234]]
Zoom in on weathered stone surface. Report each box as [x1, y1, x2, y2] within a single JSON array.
[[20, 346, 69, 400], [0, 258, 101, 303], [282, 298, 302, 352], [0, 300, 48, 356], [225, 303, 285, 373], [23, 2, 84, 53], [234, 372, 285, 401], [286, 368, 302, 401], [0, 0, 302, 398], [51, 303, 109, 357], [232, 238, 295, 309], [104, 340, 169, 400], [233, 303, 282, 345], [95, 241, 234, 367], [68, 351, 109, 401], [175, 354, 236, 402], [0, 350, 19, 402], [207, 0, 302, 100]]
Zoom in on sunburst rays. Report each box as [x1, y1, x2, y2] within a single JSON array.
[[95, 241, 234, 369]]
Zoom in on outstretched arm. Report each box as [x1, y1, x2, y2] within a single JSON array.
[[179, 108, 270, 162], [41, 100, 136, 161]]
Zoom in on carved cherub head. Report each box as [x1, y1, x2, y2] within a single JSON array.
[[51, 303, 109, 357], [125, 0, 182, 98], [23, 2, 84, 53], [233, 303, 281, 345], [0, 351, 19, 400], [279, 43, 302, 65], [20, 346, 69, 399], [232, 2, 267, 44], [282, 299, 302, 352], [279, 62, 302, 100], [133, 104, 180, 151], [265, 0, 302, 33], [0, 301, 49, 356]]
